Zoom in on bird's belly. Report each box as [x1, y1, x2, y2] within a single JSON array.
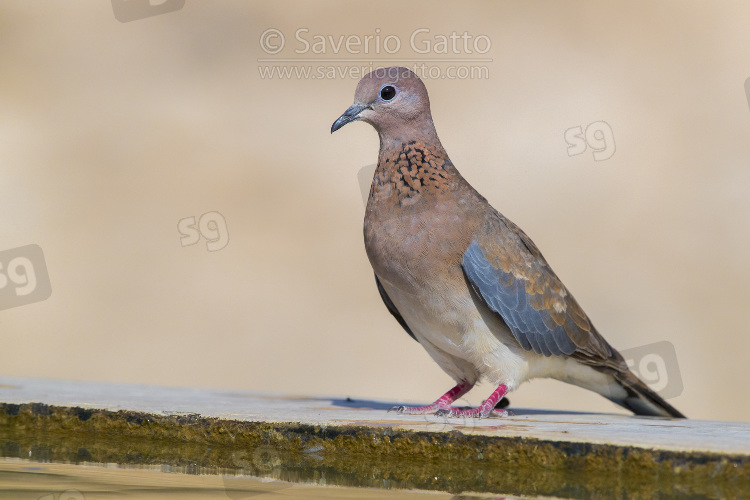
[[378, 275, 530, 388], [365, 207, 530, 387], [377, 275, 472, 355]]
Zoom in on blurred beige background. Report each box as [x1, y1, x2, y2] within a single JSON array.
[[1, 1, 749, 421]]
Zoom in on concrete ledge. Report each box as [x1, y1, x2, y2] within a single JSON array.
[[1, 377, 748, 498]]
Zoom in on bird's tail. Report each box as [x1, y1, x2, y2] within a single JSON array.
[[608, 370, 686, 418]]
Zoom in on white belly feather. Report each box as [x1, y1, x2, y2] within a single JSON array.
[[379, 277, 626, 399]]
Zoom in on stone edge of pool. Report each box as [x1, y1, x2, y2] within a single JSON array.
[[1, 401, 748, 498]]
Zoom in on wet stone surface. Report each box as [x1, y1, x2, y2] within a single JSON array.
[[1, 377, 749, 499]]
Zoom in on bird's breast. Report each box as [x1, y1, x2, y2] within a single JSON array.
[[363, 195, 475, 299]]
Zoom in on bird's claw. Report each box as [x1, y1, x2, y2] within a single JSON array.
[[434, 407, 509, 418], [389, 404, 444, 414]]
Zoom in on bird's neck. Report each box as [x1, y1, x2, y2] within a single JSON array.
[[369, 132, 463, 208], [375, 117, 443, 156], [376, 132, 448, 167]]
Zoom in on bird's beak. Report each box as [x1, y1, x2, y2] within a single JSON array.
[[331, 103, 370, 133]]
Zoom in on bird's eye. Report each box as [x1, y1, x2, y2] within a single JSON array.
[[380, 85, 397, 101]]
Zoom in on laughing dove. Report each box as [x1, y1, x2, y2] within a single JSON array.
[[331, 67, 685, 418]]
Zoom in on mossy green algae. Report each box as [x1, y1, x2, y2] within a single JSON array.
[[1, 402, 747, 499]]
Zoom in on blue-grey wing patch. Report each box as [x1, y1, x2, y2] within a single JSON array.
[[462, 240, 578, 357]]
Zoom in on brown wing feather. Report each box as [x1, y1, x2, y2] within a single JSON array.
[[464, 210, 626, 372]]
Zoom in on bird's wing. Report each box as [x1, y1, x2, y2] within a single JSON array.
[[375, 274, 418, 342], [461, 212, 624, 369]]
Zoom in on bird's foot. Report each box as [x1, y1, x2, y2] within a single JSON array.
[[389, 403, 448, 415], [434, 405, 508, 419], [433, 383, 510, 418], [388, 382, 474, 415]]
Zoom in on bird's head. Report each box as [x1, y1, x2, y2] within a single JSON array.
[[331, 67, 436, 142]]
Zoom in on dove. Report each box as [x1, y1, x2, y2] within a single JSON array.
[[331, 67, 685, 418]]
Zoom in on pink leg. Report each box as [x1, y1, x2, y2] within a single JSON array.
[[435, 384, 509, 418], [389, 382, 473, 415]]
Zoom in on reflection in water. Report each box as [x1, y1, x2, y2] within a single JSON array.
[[0, 459, 500, 499], [0, 426, 534, 498], [0, 406, 739, 499]]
